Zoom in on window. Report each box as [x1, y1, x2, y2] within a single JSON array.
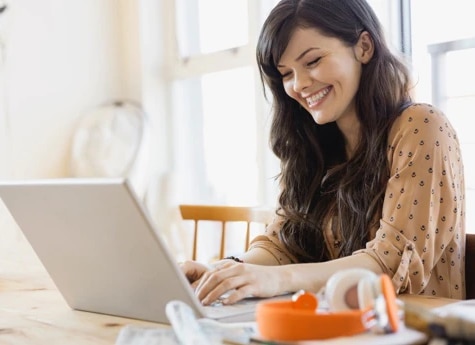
[[169, 0, 280, 209], [410, 0, 475, 233], [159, 0, 280, 261], [171, 67, 259, 205], [175, 0, 249, 56]]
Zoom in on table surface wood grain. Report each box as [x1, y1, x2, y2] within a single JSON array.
[[0, 252, 163, 345]]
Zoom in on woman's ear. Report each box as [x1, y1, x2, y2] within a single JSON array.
[[354, 31, 374, 64]]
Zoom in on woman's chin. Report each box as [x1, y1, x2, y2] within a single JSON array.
[[310, 112, 330, 125]]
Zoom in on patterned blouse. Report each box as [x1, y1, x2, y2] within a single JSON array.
[[248, 103, 466, 299]]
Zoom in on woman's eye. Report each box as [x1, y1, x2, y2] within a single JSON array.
[[307, 57, 321, 67], [280, 71, 292, 79]]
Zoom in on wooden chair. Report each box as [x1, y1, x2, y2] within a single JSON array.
[[178, 204, 275, 261], [466, 233, 475, 299]]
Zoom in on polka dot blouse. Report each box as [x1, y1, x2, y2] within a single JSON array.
[[248, 103, 466, 299]]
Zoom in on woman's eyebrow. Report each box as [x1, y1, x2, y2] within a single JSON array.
[[277, 47, 321, 68]]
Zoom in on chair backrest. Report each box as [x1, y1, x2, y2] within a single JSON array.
[[178, 204, 275, 261], [466, 233, 475, 299]]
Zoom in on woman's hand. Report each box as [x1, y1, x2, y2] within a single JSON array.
[[179, 260, 210, 288], [194, 260, 286, 305]]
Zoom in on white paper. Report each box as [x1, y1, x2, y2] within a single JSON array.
[[115, 325, 179, 345]]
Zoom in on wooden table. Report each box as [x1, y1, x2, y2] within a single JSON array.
[[0, 242, 460, 345], [0, 256, 164, 345]]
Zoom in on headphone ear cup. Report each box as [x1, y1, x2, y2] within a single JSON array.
[[357, 274, 379, 310], [325, 268, 378, 311]]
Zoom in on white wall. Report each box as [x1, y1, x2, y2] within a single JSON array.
[[0, 0, 141, 179], [0, 0, 150, 261]]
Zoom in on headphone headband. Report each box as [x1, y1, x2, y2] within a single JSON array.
[[256, 271, 399, 342], [256, 298, 368, 341]]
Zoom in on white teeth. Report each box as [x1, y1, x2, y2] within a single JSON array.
[[306, 87, 330, 106]]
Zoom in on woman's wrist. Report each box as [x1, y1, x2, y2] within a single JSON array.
[[224, 256, 244, 263]]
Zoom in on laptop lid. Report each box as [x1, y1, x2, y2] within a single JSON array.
[[0, 178, 260, 323]]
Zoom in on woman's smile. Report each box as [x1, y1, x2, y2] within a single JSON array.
[[305, 85, 332, 108]]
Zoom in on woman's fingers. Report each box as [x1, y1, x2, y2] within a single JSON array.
[[221, 284, 255, 305], [179, 260, 209, 284], [196, 262, 278, 305], [195, 262, 245, 304], [179, 260, 283, 306], [189, 261, 286, 306]]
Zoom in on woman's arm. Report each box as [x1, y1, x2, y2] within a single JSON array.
[[240, 247, 281, 265], [240, 213, 299, 265], [354, 104, 465, 298], [280, 253, 383, 293], [194, 252, 383, 305]]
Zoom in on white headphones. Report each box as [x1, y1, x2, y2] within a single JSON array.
[[324, 268, 381, 311], [256, 268, 399, 341]]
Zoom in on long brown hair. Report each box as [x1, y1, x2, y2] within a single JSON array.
[[256, 0, 412, 262]]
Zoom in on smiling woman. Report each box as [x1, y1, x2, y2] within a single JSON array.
[[180, 0, 466, 309]]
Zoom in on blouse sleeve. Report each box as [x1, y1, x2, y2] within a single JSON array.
[[247, 214, 299, 264], [354, 103, 465, 295]]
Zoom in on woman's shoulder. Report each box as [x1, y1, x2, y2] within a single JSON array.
[[397, 102, 446, 124], [390, 102, 456, 138]]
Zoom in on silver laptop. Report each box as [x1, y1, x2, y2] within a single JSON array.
[[0, 178, 281, 324]]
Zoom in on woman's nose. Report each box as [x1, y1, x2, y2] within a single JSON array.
[[293, 71, 312, 93]]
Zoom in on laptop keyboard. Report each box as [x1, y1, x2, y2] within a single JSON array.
[[202, 297, 259, 319], [201, 292, 294, 321]]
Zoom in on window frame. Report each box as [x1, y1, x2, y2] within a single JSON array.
[[157, 0, 279, 207]]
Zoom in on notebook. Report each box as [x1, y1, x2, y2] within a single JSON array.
[[0, 178, 285, 324]]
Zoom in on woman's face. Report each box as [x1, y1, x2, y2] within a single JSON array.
[[277, 28, 371, 129]]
